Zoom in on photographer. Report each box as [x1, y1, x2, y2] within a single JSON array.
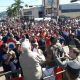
[[55, 46, 80, 80], [1, 43, 18, 80]]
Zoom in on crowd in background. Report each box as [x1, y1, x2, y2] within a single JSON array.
[[0, 16, 80, 80]]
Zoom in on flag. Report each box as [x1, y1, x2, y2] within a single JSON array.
[[11, 77, 24, 80], [54, 67, 63, 80], [71, 0, 78, 2], [7, 39, 16, 49]]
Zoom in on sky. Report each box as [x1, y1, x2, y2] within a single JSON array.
[[0, 0, 80, 12]]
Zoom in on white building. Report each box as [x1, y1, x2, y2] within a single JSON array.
[[21, 6, 43, 20]]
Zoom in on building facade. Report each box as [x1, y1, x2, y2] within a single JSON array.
[[21, 3, 80, 19], [60, 3, 80, 18], [42, 0, 59, 17], [21, 6, 43, 20]]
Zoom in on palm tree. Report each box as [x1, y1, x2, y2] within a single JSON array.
[[11, 0, 23, 17], [7, 0, 23, 18], [25, 4, 28, 7], [7, 7, 13, 17], [7, 6, 17, 17]]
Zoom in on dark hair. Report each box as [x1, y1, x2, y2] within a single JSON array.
[[50, 37, 57, 44], [1, 44, 8, 49], [73, 48, 80, 56], [69, 47, 80, 56]]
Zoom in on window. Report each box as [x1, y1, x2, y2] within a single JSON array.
[[24, 11, 32, 15], [39, 11, 43, 17], [48, 0, 54, 5]]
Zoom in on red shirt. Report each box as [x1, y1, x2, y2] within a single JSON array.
[[54, 67, 63, 80], [0, 41, 3, 47], [7, 39, 16, 44], [45, 37, 51, 47]]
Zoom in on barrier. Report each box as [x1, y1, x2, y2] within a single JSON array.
[[11, 77, 24, 80], [0, 69, 21, 77], [43, 70, 65, 80], [0, 68, 65, 80], [43, 67, 65, 80]]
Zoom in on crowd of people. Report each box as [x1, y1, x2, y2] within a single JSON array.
[[0, 16, 80, 80]]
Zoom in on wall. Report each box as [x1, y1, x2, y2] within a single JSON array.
[[59, 11, 80, 18], [42, 0, 58, 8], [22, 7, 39, 19]]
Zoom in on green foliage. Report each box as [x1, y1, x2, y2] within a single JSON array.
[[7, 0, 23, 17]]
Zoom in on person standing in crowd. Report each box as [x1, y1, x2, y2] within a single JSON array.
[[32, 42, 46, 64], [1, 44, 16, 80], [55, 46, 80, 80], [13, 41, 21, 70], [38, 34, 46, 52], [13, 41, 23, 76], [19, 39, 46, 80], [0, 36, 3, 47], [6, 33, 16, 48], [69, 33, 80, 49], [0, 36, 3, 63], [1, 44, 11, 80], [75, 27, 80, 40]]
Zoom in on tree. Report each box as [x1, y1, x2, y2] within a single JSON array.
[[7, 7, 13, 17], [25, 4, 28, 7], [12, 0, 23, 17], [7, 0, 23, 18], [7, 6, 17, 17]]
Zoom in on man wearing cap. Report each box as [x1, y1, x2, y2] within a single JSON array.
[[0, 35, 3, 47], [13, 41, 21, 70], [19, 39, 45, 80]]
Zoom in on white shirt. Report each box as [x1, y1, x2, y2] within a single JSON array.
[[19, 51, 45, 80], [33, 48, 46, 64]]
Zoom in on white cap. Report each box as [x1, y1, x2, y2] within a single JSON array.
[[33, 42, 38, 46], [16, 41, 21, 45], [21, 39, 31, 51], [0, 36, 2, 40], [56, 41, 62, 48]]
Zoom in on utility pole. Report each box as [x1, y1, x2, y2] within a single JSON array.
[[43, 0, 45, 19], [51, 0, 53, 19], [57, 0, 59, 23]]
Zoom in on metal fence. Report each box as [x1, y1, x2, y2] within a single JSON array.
[[0, 68, 66, 80]]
